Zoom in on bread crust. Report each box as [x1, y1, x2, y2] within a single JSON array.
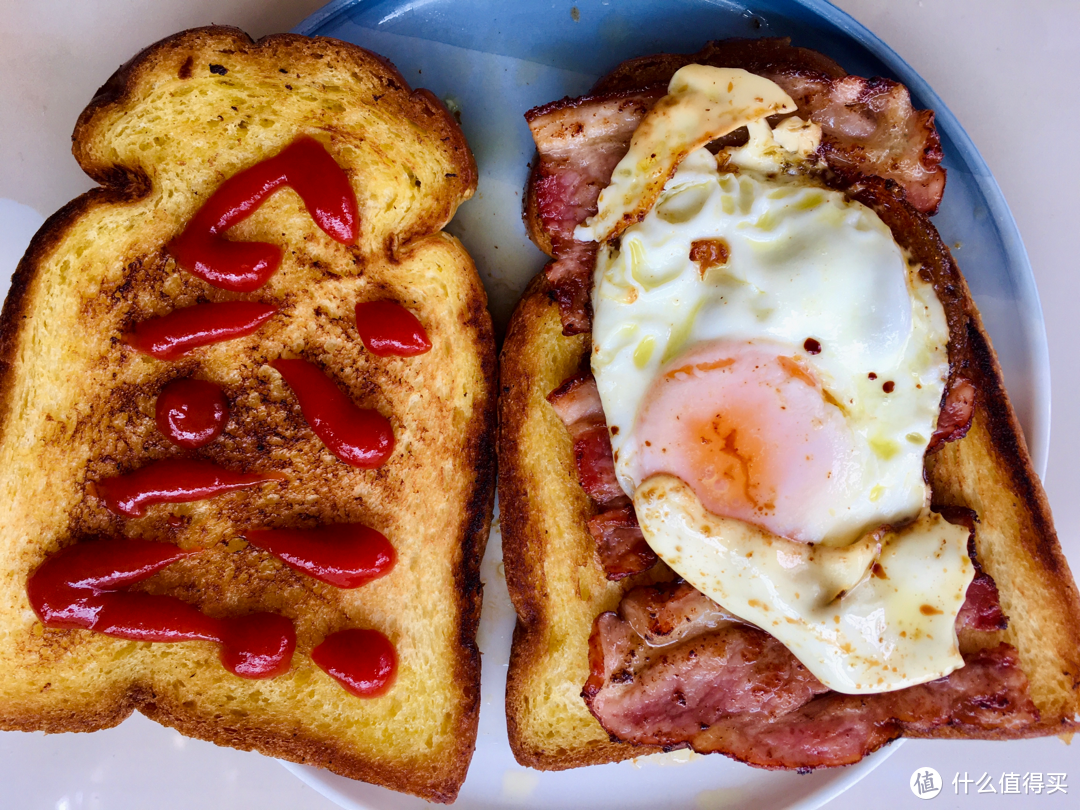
[[500, 275, 664, 769], [502, 51, 1080, 769], [0, 27, 492, 803]]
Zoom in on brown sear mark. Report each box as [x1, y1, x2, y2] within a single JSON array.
[[178, 57, 194, 80], [689, 238, 730, 277]]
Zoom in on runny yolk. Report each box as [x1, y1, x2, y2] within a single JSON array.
[[681, 403, 777, 517], [632, 339, 851, 543]]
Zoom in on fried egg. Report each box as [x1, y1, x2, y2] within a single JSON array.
[[582, 65, 973, 693]]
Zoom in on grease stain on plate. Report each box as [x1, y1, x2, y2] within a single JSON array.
[[501, 769, 541, 802]]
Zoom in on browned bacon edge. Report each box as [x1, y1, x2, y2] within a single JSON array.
[[547, 369, 657, 579], [929, 376, 976, 452], [583, 582, 1036, 766], [693, 644, 1038, 769], [938, 505, 1008, 632], [587, 506, 658, 581], [525, 37, 946, 336]]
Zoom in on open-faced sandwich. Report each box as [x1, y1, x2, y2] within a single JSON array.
[[499, 37, 1080, 770], [0, 26, 494, 803]]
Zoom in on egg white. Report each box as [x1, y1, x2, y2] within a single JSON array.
[[585, 66, 970, 694], [592, 146, 951, 546]]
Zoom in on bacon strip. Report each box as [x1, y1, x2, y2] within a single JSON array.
[[546, 368, 605, 426], [526, 40, 946, 334], [547, 370, 626, 508], [619, 580, 739, 647], [929, 376, 976, 451], [957, 574, 1009, 632], [585, 584, 1036, 765], [937, 505, 1008, 632], [690, 644, 1037, 769], [587, 507, 656, 581], [528, 90, 660, 335], [768, 72, 945, 215], [548, 370, 658, 579], [584, 607, 828, 747]]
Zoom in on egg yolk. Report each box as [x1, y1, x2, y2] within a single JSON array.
[[632, 340, 856, 543]]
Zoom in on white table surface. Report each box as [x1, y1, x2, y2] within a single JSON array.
[[0, 1, 1077, 808]]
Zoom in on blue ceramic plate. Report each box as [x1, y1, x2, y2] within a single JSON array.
[[285, 2, 1050, 809]]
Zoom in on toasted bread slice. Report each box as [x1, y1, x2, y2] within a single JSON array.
[[500, 50, 1080, 770], [501, 273, 662, 768], [0, 27, 494, 802]]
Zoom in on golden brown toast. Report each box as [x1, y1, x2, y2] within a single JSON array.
[[500, 48, 1080, 770], [0, 26, 494, 802]]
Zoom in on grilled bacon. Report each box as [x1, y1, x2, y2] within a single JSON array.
[[547, 371, 657, 579], [547, 369, 626, 509], [587, 507, 657, 581], [691, 644, 1037, 769], [957, 573, 1009, 632], [585, 583, 1034, 765], [584, 607, 828, 747], [929, 376, 977, 451], [526, 39, 946, 334]]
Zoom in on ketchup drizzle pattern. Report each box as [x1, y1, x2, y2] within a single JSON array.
[[27, 538, 295, 679], [311, 628, 397, 697], [244, 525, 395, 589], [168, 136, 359, 292], [354, 301, 432, 357], [31, 136, 412, 694], [271, 358, 395, 468], [96, 458, 283, 518], [128, 301, 277, 360]]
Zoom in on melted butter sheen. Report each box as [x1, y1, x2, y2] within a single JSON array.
[[635, 476, 973, 694]]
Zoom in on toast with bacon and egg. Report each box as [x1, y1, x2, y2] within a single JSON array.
[[500, 38, 1080, 770], [0, 27, 494, 802]]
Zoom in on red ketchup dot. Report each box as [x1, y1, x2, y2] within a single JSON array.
[[354, 301, 432, 357], [245, 524, 395, 588], [271, 358, 394, 468], [96, 458, 282, 518], [128, 301, 277, 360], [168, 136, 359, 292], [217, 613, 297, 679], [26, 537, 295, 679], [312, 628, 397, 698], [156, 379, 230, 449]]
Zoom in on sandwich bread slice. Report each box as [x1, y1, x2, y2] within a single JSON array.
[[0, 26, 494, 803], [500, 37, 1080, 770]]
